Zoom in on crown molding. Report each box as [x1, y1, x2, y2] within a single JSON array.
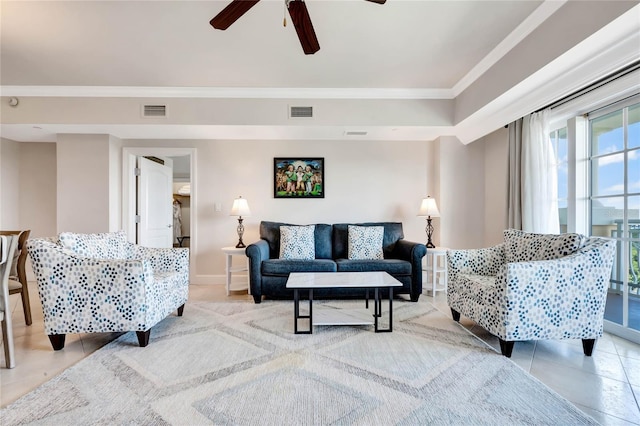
[[0, 86, 454, 100], [455, 5, 640, 145], [451, 0, 566, 97]]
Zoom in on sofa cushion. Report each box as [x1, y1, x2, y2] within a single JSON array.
[[503, 229, 585, 263], [262, 259, 337, 276], [333, 222, 404, 259], [260, 221, 333, 259], [336, 259, 411, 275], [279, 225, 316, 259], [348, 225, 384, 260], [58, 230, 132, 259]]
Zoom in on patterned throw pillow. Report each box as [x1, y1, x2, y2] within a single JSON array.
[[59, 230, 132, 260], [279, 225, 316, 260], [503, 229, 585, 263], [348, 225, 384, 260]]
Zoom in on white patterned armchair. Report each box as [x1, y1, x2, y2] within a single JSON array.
[[447, 229, 616, 357], [27, 231, 189, 350]]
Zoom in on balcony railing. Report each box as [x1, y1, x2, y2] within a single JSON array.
[[609, 219, 640, 296]]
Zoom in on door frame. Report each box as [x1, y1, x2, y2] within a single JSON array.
[[122, 147, 197, 282]]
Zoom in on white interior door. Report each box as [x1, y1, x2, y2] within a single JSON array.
[[137, 157, 173, 248]]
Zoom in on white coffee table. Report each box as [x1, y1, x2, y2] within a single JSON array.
[[285, 271, 402, 334]]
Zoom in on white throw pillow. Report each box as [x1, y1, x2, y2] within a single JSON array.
[[348, 225, 384, 260], [279, 225, 316, 260]]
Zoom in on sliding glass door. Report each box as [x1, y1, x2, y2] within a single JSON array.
[[590, 99, 640, 335]]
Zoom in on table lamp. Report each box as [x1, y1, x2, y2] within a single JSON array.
[[418, 196, 440, 248], [230, 196, 251, 248]]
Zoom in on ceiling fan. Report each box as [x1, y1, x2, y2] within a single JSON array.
[[210, 0, 386, 55]]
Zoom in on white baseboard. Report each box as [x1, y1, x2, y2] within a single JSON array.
[[191, 274, 248, 286]]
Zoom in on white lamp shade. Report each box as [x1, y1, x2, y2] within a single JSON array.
[[418, 197, 440, 217], [230, 196, 251, 216]]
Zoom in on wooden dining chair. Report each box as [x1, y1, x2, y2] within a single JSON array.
[[1, 234, 19, 368], [0, 230, 32, 325]]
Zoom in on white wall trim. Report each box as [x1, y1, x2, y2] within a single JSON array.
[[192, 275, 246, 286], [452, 0, 566, 97], [455, 4, 640, 144], [0, 86, 454, 100]]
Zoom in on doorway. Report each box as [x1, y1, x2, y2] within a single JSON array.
[[169, 155, 191, 248], [122, 147, 197, 282]]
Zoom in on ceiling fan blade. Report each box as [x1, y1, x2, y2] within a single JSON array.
[[210, 0, 260, 30], [287, 0, 320, 55], [365, 0, 386, 3]]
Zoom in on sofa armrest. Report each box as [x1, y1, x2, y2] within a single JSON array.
[[246, 240, 270, 302], [391, 239, 426, 301], [447, 244, 505, 281], [27, 239, 157, 333], [499, 238, 616, 340], [134, 245, 189, 274]]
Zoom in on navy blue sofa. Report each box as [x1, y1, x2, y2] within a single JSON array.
[[245, 221, 427, 303]]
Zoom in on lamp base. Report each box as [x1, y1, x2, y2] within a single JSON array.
[[236, 217, 246, 249], [425, 217, 435, 249]]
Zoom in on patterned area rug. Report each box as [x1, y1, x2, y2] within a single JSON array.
[[2, 299, 597, 425]]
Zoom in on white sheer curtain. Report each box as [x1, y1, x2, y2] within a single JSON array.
[[521, 109, 560, 233]]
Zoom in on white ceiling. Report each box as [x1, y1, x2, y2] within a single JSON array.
[[1, 0, 541, 88], [1, 0, 639, 143]]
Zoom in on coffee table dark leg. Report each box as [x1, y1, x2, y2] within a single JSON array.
[[374, 287, 393, 333], [294, 288, 313, 334]]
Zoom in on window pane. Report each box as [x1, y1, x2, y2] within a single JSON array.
[[558, 199, 567, 232], [558, 163, 568, 199], [604, 238, 623, 325], [630, 148, 640, 194], [629, 103, 640, 149], [557, 127, 568, 162], [592, 196, 625, 237], [630, 195, 640, 223], [592, 110, 623, 155], [630, 196, 640, 303], [592, 154, 624, 196]]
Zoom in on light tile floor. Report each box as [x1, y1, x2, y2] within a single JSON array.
[[1, 283, 639, 425]]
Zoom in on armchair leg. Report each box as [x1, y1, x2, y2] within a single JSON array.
[[136, 330, 151, 347], [450, 308, 460, 322], [410, 293, 420, 302], [582, 338, 596, 356], [177, 304, 185, 316], [499, 339, 514, 357], [48, 334, 66, 351], [253, 294, 262, 304]]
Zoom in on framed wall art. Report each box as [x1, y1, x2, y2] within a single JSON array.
[[274, 157, 324, 198]]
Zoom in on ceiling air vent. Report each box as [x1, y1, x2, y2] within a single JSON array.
[[289, 106, 313, 118], [345, 131, 368, 136], [143, 104, 167, 117]]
